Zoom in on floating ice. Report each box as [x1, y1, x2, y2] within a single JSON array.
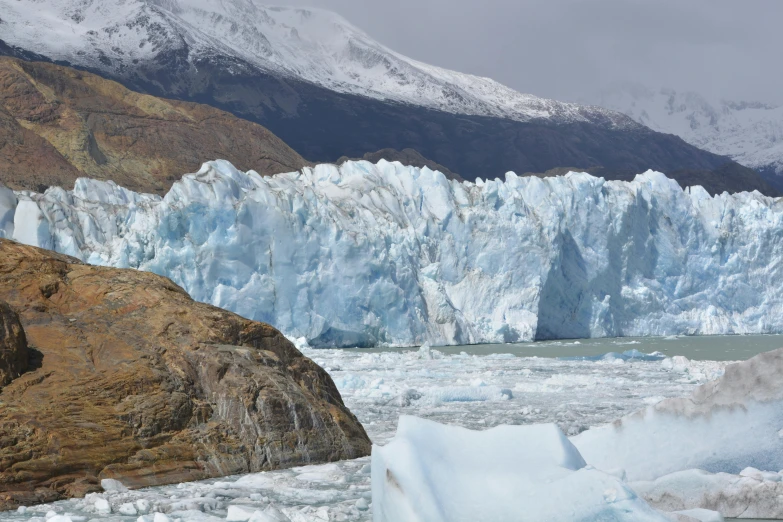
[[100, 478, 129, 493], [573, 347, 783, 481], [632, 468, 783, 519], [3, 160, 783, 346], [560, 349, 666, 362], [3, 343, 732, 521], [372, 415, 667, 522], [669, 508, 725, 522]]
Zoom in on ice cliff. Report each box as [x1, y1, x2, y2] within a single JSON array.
[[2, 159, 782, 347]]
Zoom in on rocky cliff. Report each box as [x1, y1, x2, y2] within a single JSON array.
[[0, 57, 310, 194], [0, 239, 370, 510]]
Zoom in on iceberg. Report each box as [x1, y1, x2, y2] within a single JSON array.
[[571, 347, 783, 519], [2, 159, 783, 347], [572, 347, 783, 481], [372, 415, 668, 522]]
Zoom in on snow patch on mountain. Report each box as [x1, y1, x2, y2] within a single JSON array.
[[593, 85, 783, 176], [2, 160, 783, 347], [0, 0, 632, 126]]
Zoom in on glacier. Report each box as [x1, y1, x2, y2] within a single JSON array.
[[2, 159, 783, 347]]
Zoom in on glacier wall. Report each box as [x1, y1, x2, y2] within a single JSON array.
[[2, 160, 783, 347]]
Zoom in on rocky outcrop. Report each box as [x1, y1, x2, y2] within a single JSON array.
[[0, 239, 370, 510], [0, 57, 310, 195], [0, 301, 27, 388]]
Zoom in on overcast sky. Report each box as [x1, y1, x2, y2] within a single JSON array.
[[274, 0, 782, 104]]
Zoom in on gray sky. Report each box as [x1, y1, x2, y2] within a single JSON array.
[[275, 0, 782, 105]]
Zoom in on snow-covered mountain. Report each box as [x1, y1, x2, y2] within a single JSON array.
[[594, 85, 783, 184], [0, 0, 775, 194], [0, 0, 623, 125], [3, 160, 783, 347]]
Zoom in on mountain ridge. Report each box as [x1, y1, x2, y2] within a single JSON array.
[[0, 0, 633, 126], [0, 56, 309, 194], [0, 0, 777, 195], [593, 84, 783, 189]]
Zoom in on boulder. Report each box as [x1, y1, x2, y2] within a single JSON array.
[[0, 239, 370, 509]]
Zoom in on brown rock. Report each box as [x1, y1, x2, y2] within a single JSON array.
[[0, 239, 370, 509], [0, 301, 27, 388], [0, 57, 311, 195]]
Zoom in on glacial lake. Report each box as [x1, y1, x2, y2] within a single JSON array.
[[373, 333, 783, 361]]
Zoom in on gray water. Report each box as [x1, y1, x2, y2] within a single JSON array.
[[372, 334, 783, 361]]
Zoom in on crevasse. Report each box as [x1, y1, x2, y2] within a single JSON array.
[[2, 159, 782, 347]]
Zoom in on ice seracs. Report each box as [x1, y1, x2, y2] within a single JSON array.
[[372, 415, 668, 522], [0, 184, 16, 239], [2, 159, 783, 346]]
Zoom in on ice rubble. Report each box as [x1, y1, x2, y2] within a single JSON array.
[[3, 344, 733, 521], [372, 415, 668, 522], [633, 468, 783, 519], [3, 159, 783, 346]]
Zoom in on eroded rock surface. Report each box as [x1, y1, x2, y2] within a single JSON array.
[[0, 300, 27, 388], [0, 57, 310, 195], [0, 239, 370, 509]]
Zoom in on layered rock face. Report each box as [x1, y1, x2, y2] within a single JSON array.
[[0, 301, 27, 388], [0, 239, 370, 510], [0, 57, 310, 194]]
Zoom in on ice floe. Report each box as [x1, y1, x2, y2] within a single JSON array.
[[372, 415, 668, 521]]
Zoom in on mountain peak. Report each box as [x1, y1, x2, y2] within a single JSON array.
[[0, 0, 632, 126], [594, 84, 783, 179]]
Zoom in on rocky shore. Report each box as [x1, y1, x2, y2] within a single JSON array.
[[0, 239, 370, 510]]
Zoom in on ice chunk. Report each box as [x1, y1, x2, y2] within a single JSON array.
[[93, 498, 111, 514], [101, 478, 129, 493], [227, 505, 256, 521], [372, 415, 667, 522], [670, 509, 724, 522], [574, 347, 783, 481], [632, 468, 783, 519], [136, 499, 151, 514]]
